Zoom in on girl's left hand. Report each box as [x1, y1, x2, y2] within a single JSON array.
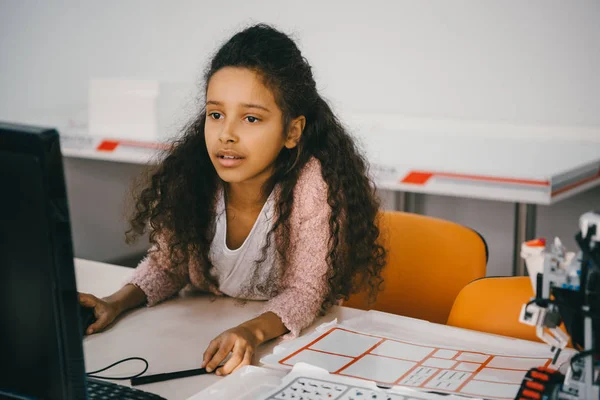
[[202, 326, 258, 376]]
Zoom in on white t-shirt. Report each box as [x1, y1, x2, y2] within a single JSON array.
[[208, 189, 279, 300]]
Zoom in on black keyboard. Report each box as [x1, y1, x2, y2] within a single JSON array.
[[87, 378, 167, 400]]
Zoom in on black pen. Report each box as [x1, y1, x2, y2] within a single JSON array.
[[131, 367, 211, 386]]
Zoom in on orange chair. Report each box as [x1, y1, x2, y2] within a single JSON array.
[[345, 211, 488, 324], [447, 276, 542, 342]]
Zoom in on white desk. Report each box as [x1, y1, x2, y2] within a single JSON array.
[[60, 133, 600, 206], [62, 131, 600, 276], [75, 258, 363, 400], [359, 132, 600, 276], [60, 135, 169, 165], [76, 258, 575, 400]]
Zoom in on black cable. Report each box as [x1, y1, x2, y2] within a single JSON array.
[[86, 357, 149, 380], [569, 349, 596, 370]]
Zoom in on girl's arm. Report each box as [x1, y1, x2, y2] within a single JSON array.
[[202, 311, 288, 375], [238, 311, 288, 344], [79, 284, 147, 334], [105, 283, 148, 313], [261, 159, 331, 337], [80, 232, 190, 334], [127, 252, 189, 306], [127, 231, 191, 306]]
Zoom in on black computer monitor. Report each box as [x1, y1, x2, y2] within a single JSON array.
[[0, 123, 87, 399]]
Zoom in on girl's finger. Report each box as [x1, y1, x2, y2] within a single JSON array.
[[206, 340, 233, 373], [78, 293, 97, 307], [202, 338, 221, 369], [217, 341, 246, 376], [232, 348, 253, 373], [86, 313, 108, 335]]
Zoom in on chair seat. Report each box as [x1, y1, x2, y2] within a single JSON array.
[[447, 276, 543, 342]]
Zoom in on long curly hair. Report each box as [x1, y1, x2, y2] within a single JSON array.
[[127, 24, 386, 311]]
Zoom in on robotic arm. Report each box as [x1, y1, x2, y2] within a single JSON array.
[[518, 211, 600, 400]]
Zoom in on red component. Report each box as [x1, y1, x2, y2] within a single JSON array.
[[530, 371, 549, 381], [521, 389, 541, 399], [525, 381, 545, 391], [524, 238, 546, 247]]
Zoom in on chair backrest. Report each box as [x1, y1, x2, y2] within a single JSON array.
[[345, 211, 488, 324], [447, 277, 542, 342]]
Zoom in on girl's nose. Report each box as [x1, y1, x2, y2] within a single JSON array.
[[219, 122, 237, 144]]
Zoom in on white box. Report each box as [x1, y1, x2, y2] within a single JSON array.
[[89, 79, 159, 141]]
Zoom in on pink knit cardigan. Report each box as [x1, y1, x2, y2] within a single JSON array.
[[128, 158, 331, 337]]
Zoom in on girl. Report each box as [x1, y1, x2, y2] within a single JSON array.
[[79, 24, 386, 376]]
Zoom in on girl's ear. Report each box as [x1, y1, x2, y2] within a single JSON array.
[[284, 116, 306, 149]]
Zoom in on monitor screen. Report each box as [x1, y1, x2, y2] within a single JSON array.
[[0, 122, 87, 399]]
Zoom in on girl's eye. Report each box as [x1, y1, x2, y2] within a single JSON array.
[[245, 116, 259, 123], [209, 112, 222, 120]]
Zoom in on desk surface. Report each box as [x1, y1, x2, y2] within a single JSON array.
[[77, 258, 573, 400], [61, 132, 600, 205], [363, 132, 600, 205], [75, 258, 363, 400]]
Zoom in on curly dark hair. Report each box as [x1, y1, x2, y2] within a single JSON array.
[[127, 24, 386, 311]]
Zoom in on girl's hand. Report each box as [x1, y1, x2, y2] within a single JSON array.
[[78, 292, 122, 335], [202, 326, 258, 376]]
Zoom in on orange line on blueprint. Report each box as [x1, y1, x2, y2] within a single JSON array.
[[419, 367, 443, 388], [454, 351, 493, 393], [299, 348, 354, 359], [334, 338, 385, 375], [365, 353, 429, 363], [390, 347, 436, 386], [277, 326, 552, 397], [278, 328, 338, 366], [333, 327, 387, 339]]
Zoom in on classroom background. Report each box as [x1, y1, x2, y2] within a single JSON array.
[[1, 0, 598, 277]]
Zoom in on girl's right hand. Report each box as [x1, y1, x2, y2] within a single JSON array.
[[78, 292, 122, 335]]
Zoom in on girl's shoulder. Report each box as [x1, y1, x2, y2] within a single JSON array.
[[297, 156, 326, 186], [292, 157, 329, 216]]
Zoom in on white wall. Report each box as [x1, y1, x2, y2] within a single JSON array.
[[2, 0, 600, 126], [1, 1, 599, 271]]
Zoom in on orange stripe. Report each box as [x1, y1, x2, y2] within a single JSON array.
[[118, 139, 171, 150], [96, 139, 171, 152], [551, 170, 600, 197], [454, 352, 493, 393], [334, 339, 385, 375], [401, 170, 550, 187]]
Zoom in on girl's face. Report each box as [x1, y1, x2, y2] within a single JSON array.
[[205, 67, 303, 186]]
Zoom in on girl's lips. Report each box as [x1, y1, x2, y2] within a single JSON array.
[[217, 155, 244, 168]]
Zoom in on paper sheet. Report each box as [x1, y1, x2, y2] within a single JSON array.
[[186, 366, 286, 400], [261, 312, 574, 400], [258, 363, 466, 400]]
